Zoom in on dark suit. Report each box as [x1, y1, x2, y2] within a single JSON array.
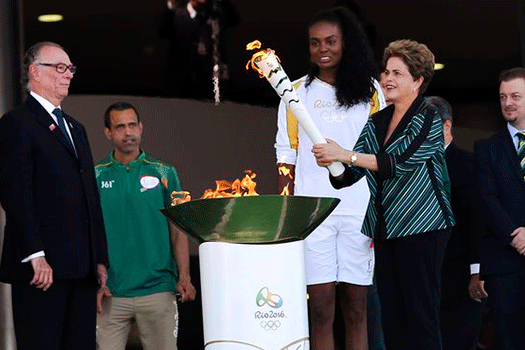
[[0, 95, 108, 349], [440, 143, 482, 350], [474, 128, 525, 350]]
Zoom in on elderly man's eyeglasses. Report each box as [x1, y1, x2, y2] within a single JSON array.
[[37, 63, 77, 74]]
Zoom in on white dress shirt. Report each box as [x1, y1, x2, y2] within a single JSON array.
[[507, 123, 525, 151]]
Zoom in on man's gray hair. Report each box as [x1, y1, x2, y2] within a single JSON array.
[[426, 96, 453, 123]]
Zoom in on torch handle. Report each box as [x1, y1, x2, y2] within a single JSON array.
[[288, 103, 345, 177], [252, 51, 345, 177], [326, 158, 345, 177]]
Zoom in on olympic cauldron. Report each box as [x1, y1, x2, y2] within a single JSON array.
[[162, 195, 339, 350]]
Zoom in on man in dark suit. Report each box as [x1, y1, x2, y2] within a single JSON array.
[[474, 67, 525, 350], [0, 41, 109, 350], [427, 96, 484, 350]]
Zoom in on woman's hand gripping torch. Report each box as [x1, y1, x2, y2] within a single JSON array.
[[246, 40, 345, 177]]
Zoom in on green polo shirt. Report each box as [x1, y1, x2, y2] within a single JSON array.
[[95, 152, 182, 297]]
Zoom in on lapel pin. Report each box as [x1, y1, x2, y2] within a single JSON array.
[[49, 124, 56, 131]]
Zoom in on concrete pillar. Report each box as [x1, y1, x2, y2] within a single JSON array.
[[0, 0, 22, 349]]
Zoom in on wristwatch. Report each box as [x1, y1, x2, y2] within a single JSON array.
[[350, 151, 358, 166]]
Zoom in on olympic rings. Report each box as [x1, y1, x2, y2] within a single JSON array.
[[260, 320, 281, 331]]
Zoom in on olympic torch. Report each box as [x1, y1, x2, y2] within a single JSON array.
[[246, 40, 345, 177]]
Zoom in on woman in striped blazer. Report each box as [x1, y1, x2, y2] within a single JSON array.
[[313, 39, 455, 350]]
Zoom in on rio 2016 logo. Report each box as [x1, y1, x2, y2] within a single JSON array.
[[256, 287, 283, 308], [255, 287, 285, 330]]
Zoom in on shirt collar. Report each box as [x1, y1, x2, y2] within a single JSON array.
[[313, 77, 335, 90], [508, 122, 525, 137], [507, 123, 525, 150], [109, 151, 146, 167], [30, 91, 62, 121]]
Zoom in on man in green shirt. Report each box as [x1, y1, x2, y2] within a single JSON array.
[[95, 102, 195, 350]]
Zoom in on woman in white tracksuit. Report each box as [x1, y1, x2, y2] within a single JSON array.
[[275, 6, 386, 350]]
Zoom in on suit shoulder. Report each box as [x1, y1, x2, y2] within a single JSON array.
[[0, 103, 34, 132], [1, 102, 32, 120], [447, 145, 474, 176], [474, 130, 503, 149], [453, 145, 473, 160]]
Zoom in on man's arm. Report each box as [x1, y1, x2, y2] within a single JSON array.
[[0, 111, 53, 287], [169, 222, 196, 302], [96, 264, 111, 314], [454, 149, 489, 301], [474, 140, 520, 246]]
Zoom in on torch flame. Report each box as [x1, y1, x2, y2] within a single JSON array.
[[280, 184, 290, 196], [241, 171, 258, 196], [246, 40, 280, 78], [246, 40, 262, 51], [278, 165, 293, 180], [278, 165, 293, 196], [171, 191, 192, 206], [201, 170, 259, 198], [171, 170, 260, 203]]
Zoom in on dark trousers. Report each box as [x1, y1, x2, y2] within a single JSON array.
[[484, 268, 525, 350], [11, 277, 98, 350], [440, 255, 483, 350], [367, 281, 386, 350], [440, 299, 482, 350], [375, 229, 450, 350]]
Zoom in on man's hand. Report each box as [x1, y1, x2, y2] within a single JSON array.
[[176, 276, 196, 303], [97, 286, 111, 315], [511, 227, 525, 255], [96, 264, 111, 314], [169, 223, 196, 303], [30, 256, 53, 291], [468, 274, 488, 303]]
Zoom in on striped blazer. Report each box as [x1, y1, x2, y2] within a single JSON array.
[[331, 97, 455, 239]]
